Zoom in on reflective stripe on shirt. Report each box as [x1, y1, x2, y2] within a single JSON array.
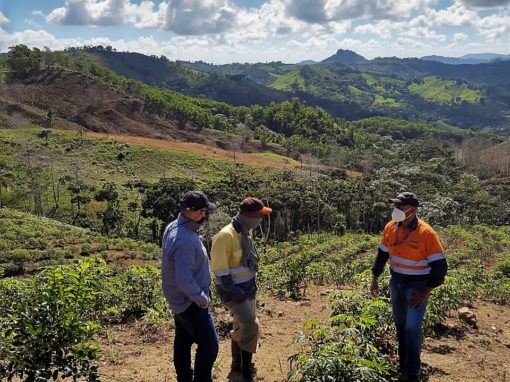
[[390, 263, 431, 275], [427, 252, 446, 262], [389, 254, 429, 267]]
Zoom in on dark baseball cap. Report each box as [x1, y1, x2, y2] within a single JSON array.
[[239, 197, 272, 216], [180, 191, 217, 211], [389, 192, 419, 207]]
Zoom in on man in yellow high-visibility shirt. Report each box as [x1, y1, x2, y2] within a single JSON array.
[[211, 197, 272, 382], [370, 192, 448, 382]]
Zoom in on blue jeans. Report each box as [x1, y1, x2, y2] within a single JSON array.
[[173, 303, 219, 382], [390, 278, 428, 377]]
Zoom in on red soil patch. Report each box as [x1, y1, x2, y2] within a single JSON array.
[[86, 132, 302, 170]]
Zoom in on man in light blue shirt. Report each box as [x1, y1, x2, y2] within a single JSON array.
[[162, 191, 218, 382]]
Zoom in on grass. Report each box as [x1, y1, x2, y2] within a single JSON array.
[[253, 151, 301, 165], [271, 70, 305, 91], [0, 127, 279, 209], [361, 73, 376, 85], [373, 95, 403, 108], [408, 76, 482, 104]]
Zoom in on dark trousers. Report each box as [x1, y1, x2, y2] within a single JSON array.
[[390, 278, 428, 377], [173, 303, 219, 382]]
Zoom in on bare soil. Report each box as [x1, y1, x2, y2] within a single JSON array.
[[84, 132, 301, 170], [97, 286, 510, 382]]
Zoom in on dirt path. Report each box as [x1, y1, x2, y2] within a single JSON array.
[[83, 131, 364, 177], [96, 287, 510, 382], [85, 132, 302, 170], [422, 301, 510, 382]]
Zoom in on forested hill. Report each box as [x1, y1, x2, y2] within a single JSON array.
[[77, 46, 510, 133], [67, 47, 288, 106]]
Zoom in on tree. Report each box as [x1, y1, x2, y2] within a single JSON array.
[[142, 178, 196, 242], [7, 44, 42, 77], [0, 166, 13, 208], [95, 183, 124, 236]]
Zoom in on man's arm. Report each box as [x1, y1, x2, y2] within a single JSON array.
[[372, 244, 390, 278], [174, 241, 209, 307], [370, 244, 390, 298], [211, 231, 246, 303]]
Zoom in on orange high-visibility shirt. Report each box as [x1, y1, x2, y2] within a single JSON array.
[[379, 218, 445, 276]]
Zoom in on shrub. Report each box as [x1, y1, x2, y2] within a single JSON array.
[[0, 258, 108, 381]]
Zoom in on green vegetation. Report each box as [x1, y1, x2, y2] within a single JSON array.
[[271, 70, 305, 91], [0, 258, 166, 381], [1, 223, 508, 380], [1, 44, 509, 381], [278, 226, 510, 380], [373, 95, 403, 108], [0, 208, 160, 276], [409, 76, 481, 104]]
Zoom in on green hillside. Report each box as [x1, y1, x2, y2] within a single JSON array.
[[409, 76, 481, 104], [185, 56, 510, 132], [5, 45, 508, 132], [74, 47, 288, 106], [271, 70, 305, 91], [0, 208, 160, 276]]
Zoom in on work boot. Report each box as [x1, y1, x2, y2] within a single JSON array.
[[240, 350, 256, 382], [398, 373, 421, 382], [231, 339, 242, 372]]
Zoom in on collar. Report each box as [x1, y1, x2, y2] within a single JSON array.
[[396, 216, 419, 231], [232, 218, 242, 233], [177, 213, 200, 232]]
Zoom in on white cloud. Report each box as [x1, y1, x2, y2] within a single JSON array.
[[459, 0, 510, 8], [164, 0, 238, 35], [24, 19, 43, 29], [453, 32, 468, 41], [0, 29, 81, 52], [125, 1, 167, 29], [407, 26, 446, 41], [355, 20, 405, 39], [0, 11, 10, 25], [285, 0, 328, 23], [284, 0, 436, 23], [47, 0, 126, 26], [396, 36, 425, 48], [3, 0, 509, 63], [419, 4, 479, 27], [476, 13, 510, 41]]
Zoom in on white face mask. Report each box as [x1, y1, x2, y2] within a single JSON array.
[[391, 208, 408, 223]]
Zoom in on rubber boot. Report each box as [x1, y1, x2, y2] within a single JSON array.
[[240, 350, 256, 382], [231, 339, 242, 372]]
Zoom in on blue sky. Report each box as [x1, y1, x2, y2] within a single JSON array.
[[0, 0, 509, 63]]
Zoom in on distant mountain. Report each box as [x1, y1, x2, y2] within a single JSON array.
[[421, 53, 510, 65], [321, 49, 367, 64], [461, 53, 510, 60], [64, 47, 510, 133], [296, 60, 317, 65]]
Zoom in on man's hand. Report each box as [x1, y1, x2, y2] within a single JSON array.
[[409, 288, 432, 308], [196, 298, 209, 309], [370, 278, 379, 299]]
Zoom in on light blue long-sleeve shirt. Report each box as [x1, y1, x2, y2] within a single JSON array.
[[161, 214, 211, 314]]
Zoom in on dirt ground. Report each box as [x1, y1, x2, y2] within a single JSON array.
[[84, 131, 364, 177], [84, 131, 302, 170], [97, 286, 510, 382]]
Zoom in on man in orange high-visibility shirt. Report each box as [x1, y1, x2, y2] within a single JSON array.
[[370, 192, 448, 382]]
